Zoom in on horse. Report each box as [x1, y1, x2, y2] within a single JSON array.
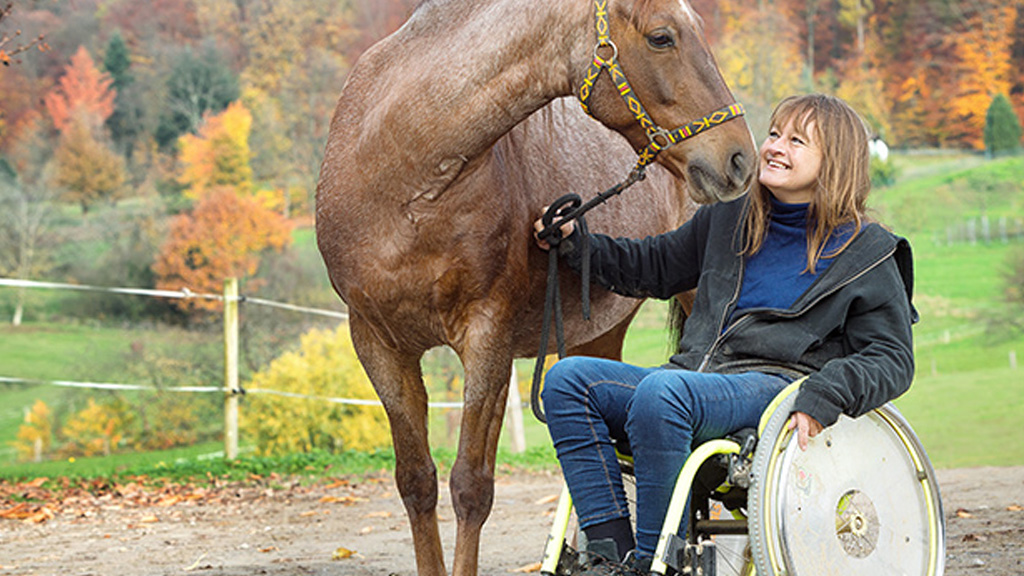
[[315, 1, 755, 574]]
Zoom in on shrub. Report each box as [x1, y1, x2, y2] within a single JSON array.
[[870, 155, 898, 188], [57, 397, 133, 458], [243, 325, 390, 456]]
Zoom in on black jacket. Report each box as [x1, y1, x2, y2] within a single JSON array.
[[563, 197, 916, 428]]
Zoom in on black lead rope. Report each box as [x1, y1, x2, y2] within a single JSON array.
[[530, 168, 646, 423]]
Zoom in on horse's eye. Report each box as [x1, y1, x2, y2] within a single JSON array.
[[646, 30, 676, 50]]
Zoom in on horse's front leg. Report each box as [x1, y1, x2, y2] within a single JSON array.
[[349, 314, 446, 576], [449, 324, 514, 576]]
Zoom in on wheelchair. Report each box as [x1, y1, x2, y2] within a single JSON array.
[[538, 380, 946, 576]]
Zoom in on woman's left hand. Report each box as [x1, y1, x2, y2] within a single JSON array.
[[787, 411, 824, 451]]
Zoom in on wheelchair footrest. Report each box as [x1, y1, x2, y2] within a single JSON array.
[[662, 534, 717, 576]]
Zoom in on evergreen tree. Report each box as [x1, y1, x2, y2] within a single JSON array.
[[103, 31, 143, 159], [984, 93, 1023, 156], [103, 31, 133, 89]]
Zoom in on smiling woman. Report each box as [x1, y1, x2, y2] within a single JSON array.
[[533, 93, 918, 572], [758, 118, 823, 204]]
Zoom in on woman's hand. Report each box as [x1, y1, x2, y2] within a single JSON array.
[[533, 206, 576, 251], [787, 411, 824, 451]]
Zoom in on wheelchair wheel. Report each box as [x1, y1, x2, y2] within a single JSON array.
[[748, 393, 945, 576]]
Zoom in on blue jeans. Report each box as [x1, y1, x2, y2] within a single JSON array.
[[542, 356, 790, 558]]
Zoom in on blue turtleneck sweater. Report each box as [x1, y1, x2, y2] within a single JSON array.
[[734, 198, 855, 314]]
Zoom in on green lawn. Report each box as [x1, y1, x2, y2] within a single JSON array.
[[896, 367, 1024, 469]]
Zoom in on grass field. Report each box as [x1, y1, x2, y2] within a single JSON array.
[[1, 151, 1022, 477]]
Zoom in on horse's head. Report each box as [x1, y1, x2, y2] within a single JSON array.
[[574, 0, 755, 204]]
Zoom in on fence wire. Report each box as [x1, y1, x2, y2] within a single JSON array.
[[0, 277, 457, 408]]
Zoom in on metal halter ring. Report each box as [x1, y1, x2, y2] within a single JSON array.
[[593, 39, 618, 66], [647, 127, 675, 149]]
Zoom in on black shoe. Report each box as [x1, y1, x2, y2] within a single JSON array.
[[577, 545, 651, 576]]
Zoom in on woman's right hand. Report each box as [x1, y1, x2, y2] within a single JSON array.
[[533, 205, 576, 251]]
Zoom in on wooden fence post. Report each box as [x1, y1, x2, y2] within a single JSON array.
[[505, 364, 526, 454], [224, 278, 240, 460]]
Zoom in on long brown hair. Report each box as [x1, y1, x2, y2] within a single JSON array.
[[742, 94, 872, 273]]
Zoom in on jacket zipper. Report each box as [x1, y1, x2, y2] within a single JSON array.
[[697, 258, 745, 372], [695, 244, 897, 373]]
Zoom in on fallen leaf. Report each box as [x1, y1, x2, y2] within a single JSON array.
[[156, 495, 183, 507], [359, 526, 374, 535], [534, 494, 559, 506], [363, 511, 392, 519], [332, 547, 356, 560], [319, 495, 360, 505], [513, 561, 542, 573], [258, 546, 279, 553], [138, 515, 159, 523], [955, 508, 973, 518], [1007, 504, 1023, 512]]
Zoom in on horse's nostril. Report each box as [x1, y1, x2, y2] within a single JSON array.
[[730, 151, 749, 183]]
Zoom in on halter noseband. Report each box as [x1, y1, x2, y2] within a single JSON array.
[[577, 0, 745, 173]]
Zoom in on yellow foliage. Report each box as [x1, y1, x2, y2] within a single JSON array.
[[13, 400, 53, 462], [179, 101, 254, 198], [58, 398, 132, 458], [243, 325, 390, 455]]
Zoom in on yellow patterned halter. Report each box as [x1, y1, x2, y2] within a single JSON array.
[[577, 0, 745, 172]]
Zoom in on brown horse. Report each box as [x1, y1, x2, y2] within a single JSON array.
[[315, 1, 754, 574]]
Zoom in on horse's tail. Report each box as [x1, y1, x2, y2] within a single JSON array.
[[667, 291, 695, 355]]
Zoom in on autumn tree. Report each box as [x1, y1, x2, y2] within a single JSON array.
[[44, 45, 115, 133], [839, 0, 874, 54], [152, 187, 292, 313], [178, 101, 253, 198], [14, 400, 52, 462], [53, 115, 127, 212], [716, 0, 804, 135], [243, 325, 390, 456], [945, 0, 1015, 149]]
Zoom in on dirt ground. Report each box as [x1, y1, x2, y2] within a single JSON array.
[[0, 466, 1021, 576]]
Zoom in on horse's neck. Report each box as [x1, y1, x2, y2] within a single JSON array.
[[339, 0, 592, 188]]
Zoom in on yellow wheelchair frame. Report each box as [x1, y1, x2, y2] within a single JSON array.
[[539, 380, 946, 576]]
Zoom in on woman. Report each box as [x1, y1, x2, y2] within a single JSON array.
[[533, 94, 916, 575]]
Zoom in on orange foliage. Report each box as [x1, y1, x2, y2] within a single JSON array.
[[43, 46, 115, 133], [947, 3, 1016, 149], [178, 101, 253, 199], [152, 188, 292, 312]]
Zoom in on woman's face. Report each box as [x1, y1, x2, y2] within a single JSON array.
[[758, 116, 823, 204]]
